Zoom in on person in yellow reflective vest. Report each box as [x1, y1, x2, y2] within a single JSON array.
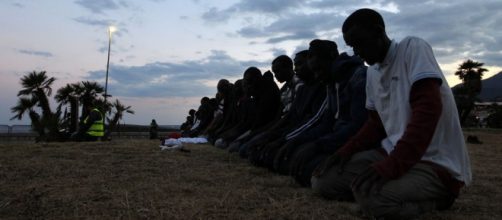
[[72, 103, 104, 141]]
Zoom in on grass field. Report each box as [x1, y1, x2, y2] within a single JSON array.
[[1, 129, 501, 219]]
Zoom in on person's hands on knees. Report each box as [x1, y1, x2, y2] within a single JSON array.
[[312, 152, 351, 177], [351, 166, 388, 196]]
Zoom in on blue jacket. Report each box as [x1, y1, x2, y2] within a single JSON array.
[[286, 53, 367, 143], [316, 54, 368, 152]]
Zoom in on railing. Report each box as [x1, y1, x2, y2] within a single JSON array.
[[0, 125, 177, 141], [0, 125, 36, 141]]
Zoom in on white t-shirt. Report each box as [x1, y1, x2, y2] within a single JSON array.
[[366, 36, 472, 185]]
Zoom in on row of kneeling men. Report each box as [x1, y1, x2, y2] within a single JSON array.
[[179, 8, 472, 220]]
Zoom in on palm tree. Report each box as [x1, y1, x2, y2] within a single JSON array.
[[455, 59, 487, 94], [55, 83, 77, 111], [17, 71, 56, 120], [13, 71, 63, 140], [11, 97, 37, 121], [75, 81, 105, 119], [10, 97, 45, 136], [55, 83, 80, 132], [107, 99, 135, 134], [454, 59, 488, 125]]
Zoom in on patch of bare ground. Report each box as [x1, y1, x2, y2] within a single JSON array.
[[0, 130, 501, 219]]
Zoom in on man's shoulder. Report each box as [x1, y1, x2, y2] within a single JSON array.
[[398, 36, 431, 50], [347, 65, 367, 84], [90, 109, 101, 115]]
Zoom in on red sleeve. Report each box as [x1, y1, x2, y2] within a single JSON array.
[[336, 110, 387, 157], [373, 78, 442, 179]]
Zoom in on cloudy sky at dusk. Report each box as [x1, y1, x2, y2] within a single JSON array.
[[1, 0, 501, 125]]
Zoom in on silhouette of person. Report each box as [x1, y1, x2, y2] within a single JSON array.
[[150, 119, 158, 139], [72, 100, 104, 142]]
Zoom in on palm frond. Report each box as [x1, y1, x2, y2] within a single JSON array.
[[10, 97, 36, 120]]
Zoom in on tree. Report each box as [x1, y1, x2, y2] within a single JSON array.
[[55, 83, 80, 133], [453, 59, 488, 126], [107, 99, 135, 134], [17, 71, 56, 120], [74, 81, 105, 120], [10, 97, 45, 136], [13, 71, 62, 140]]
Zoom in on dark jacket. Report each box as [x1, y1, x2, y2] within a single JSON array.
[[316, 61, 367, 152], [287, 53, 366, 141], [279, 80, 326, 134], [251, 74, 281, 130]]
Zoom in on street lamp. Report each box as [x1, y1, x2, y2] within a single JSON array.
[[103, 26, 116, 141], [104, 26, 116, 104]]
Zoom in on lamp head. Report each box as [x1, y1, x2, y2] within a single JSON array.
[[108, 26, 117, 34]]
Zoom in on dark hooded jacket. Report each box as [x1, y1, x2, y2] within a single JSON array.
[[285, 53, 367, 141]]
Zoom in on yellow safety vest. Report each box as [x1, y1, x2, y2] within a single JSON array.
[[84, 108, 104, 137]]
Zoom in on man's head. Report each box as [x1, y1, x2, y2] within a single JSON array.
[[216, 79, 232, 98], [215, 92, 222, 101], [242, 67, 262, 96], [271, 55, 294, 83], [293, 50, 313, 82], [200, 96, 210, 105], [209, 98, 218, 109], [233, 79, 244, 98], [85, 99, 97, 111], [342, 8, 391, 65], [308, 39, 339, 82], [85, 104, 93, 112], [216, 79, 230, 92], [189, 109, 196, 116]]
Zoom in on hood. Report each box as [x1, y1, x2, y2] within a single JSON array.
[[330, 52, 364, 83]]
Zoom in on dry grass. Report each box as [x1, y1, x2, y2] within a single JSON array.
[[0, 130, 501, 219]]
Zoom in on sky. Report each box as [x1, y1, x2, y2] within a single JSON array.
[[1, 0, 501, 126]]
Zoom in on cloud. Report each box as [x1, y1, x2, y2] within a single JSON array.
[[266, 30, 317, 44], [226, 0, 502, 70], [233, 0, 304, 13], [308, 0, 400, 13], [237, 26, 268, 38], [85, 50, 269, 98], [377, 0, 502, 67], [73, 17, 116, 27], [291, 43, 310, 56], [264, 12, 343, 35], [73, 17, 128, 39], [270, 48, 287, 58], [236, 12, 343, 44], [201, 7, 236, 23], [74, 0, 121, 14], [12, 2, 24, 8], [201, 0, 304, 23], [17, 49, 54, 58]]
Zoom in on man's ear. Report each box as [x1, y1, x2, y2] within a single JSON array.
[[373, 24, 386, 37]]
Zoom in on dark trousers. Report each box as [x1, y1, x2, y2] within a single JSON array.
[[311, 149, 456, 219]]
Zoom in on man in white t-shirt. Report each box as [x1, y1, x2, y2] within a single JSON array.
[[311, 8, 471, 219]]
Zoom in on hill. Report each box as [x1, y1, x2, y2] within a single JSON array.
[[451, 71, 502, 102], [478, 71, 502, 101]]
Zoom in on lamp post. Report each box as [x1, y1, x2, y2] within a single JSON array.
[[104, 26, 116, 104], [103, 26, 116, 141]]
